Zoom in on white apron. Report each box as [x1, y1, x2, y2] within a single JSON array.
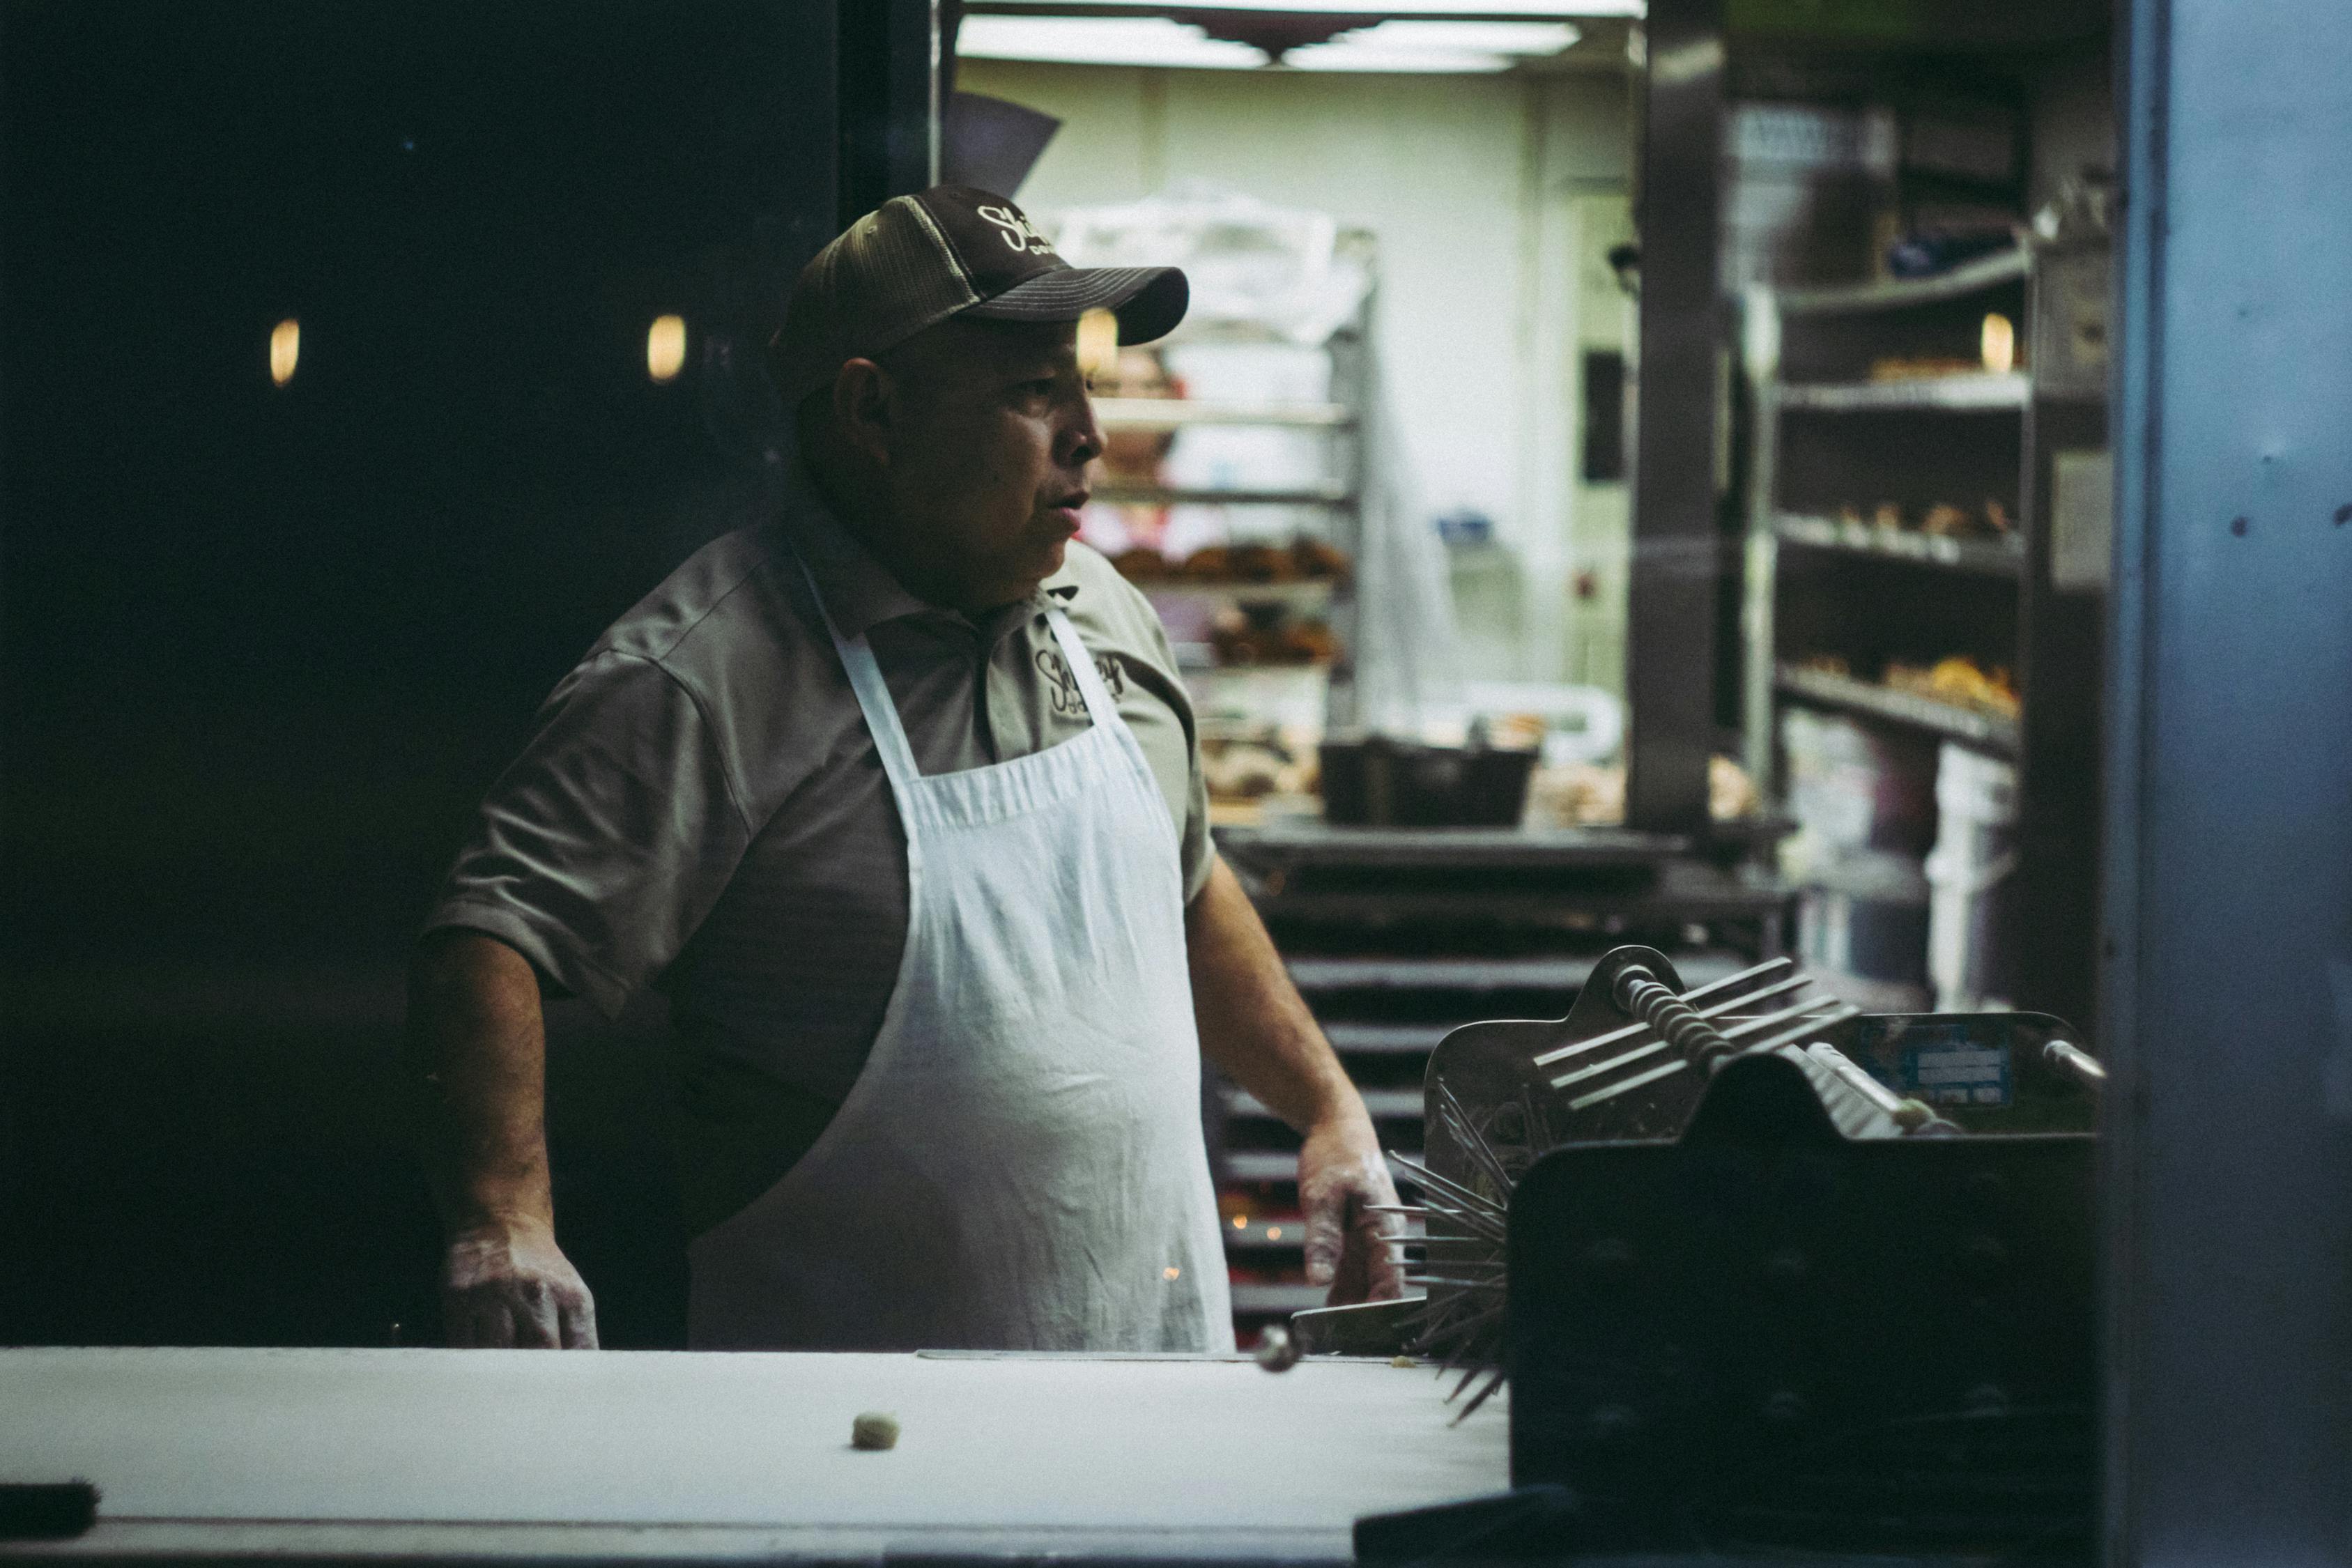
[[687, 564, 1234, 1352]]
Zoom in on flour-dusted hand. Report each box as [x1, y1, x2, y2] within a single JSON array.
[[442, 1217, 599, 1349], [1298, 1114, 1406, 1305], [1183, 857, 1410, 1311]]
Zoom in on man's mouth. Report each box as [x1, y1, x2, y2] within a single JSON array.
[[1045, 493, 1089, 534]]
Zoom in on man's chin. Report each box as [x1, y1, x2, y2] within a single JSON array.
[[960, 540, 1067, 613]]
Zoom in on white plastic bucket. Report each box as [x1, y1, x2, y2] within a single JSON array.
[[1925, 743, 2018, 1010]]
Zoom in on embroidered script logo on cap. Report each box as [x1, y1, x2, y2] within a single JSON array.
[[976, 203, 1056, 257]]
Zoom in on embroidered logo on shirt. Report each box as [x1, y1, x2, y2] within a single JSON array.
[[1036, 647, 1127, 716]]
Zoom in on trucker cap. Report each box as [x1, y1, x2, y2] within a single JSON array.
[[769, 185, 1189, 407]]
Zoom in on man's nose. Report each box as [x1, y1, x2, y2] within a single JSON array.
[[1060, 396, 1104, 470]]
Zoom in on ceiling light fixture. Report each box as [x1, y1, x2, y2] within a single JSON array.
[[1288, 17, 1578, 69], [962, 13, 1584, 69], [958, 17, 1267, 68], [647, 315, 688, 383], [977, 0, 1636, 15], [269, 318, 300, 386]]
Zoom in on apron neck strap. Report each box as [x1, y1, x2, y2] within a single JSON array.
[[787, 544, 1115, 787], [788, 549, 925, 790], [1045, 606, 1117, 726]]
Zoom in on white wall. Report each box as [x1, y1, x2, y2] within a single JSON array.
[[958, 58, 1635, 691]]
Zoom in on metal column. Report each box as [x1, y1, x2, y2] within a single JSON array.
[[2103, 0, 2352, 1558], [837, 0, 939, 224], [1623, 0, 1726, 831]]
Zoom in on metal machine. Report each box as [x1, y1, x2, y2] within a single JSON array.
[[1344, 944, 2101, 1560]]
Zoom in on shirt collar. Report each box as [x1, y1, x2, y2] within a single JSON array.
[[775, 460, 1082, 643]]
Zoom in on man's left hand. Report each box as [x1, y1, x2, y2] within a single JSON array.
[[1298, 1114, 1406, 1305]]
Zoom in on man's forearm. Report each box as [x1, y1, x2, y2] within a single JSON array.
[[405, 930, 600, 1348], [1186, 855, 1403, 1302], [404, 930, 556, 1229], [1185, 856, 1361, 1132]]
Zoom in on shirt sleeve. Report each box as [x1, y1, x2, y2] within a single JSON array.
[[1116, 592, 1215, 905], [422, 651, 753, 1018]]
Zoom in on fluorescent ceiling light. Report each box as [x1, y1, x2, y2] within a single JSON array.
[[981, 0, 1639, 14], [1285, 43, 1512, 72], [1278, 19, 1581, 71], [961, 14, 1585, 70], [1324, 20, 1582, 52], [958, 17, 1266, 68]]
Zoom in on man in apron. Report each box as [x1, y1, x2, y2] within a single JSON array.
[[406, 186, 1404, 1351]]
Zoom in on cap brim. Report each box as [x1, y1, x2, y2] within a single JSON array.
[[960, 265, 1189, 346]]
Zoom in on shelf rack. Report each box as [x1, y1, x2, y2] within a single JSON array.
[[1769, 370, 2030, 411], [1100, 232, 1376, 733], [1120, 579, 1337, 611], [1741, 243, 2109, 1030], [1096, 482, 1356, 508], [1774, 247, 2031, 316], [1093, 398, 1355, 431], [1772, 512, 2024, 576], [1773, 662, 2020, 753]]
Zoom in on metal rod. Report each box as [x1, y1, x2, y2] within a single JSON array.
[[1388, 1151, 1508, 1218], [1452, 1365, 1509, 1424], [2045, 1038, 2107, 1091], [1677, 953, 1794, 1004], [1530, 968, 1811, 1067], [1434, 1079, 1516, 1196], [1548, 1038, 1671, 1091], [1805, 1041, 1907, 1116], [1722, 1004, 1862, 1061], [1567, 1055, 1690, 1111], [1389, 1194, 1507, 1241], [1613, 964, 1737, 1068], [1716, 997, 1844, 1042]]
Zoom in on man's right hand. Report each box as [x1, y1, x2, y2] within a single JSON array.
[[409, 932, 597, 1349], [440, 1217, 599, 1348]]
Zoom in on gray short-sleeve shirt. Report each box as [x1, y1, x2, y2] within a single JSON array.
[[426, 466, 1211, 1232]]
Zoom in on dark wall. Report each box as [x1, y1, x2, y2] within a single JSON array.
[[0, 1, 840, 1346]]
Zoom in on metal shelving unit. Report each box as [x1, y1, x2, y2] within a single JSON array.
[[1096, 482, 1356, 509], [1773, 661, 2022, 753], [1114, 580, 1335, 612], [1772, 512, 2024, 576], [1093, 398, 1354, 430], [1769, 369, 2030, 411], [1773, 246, 2030, 314], [1742, 243, 2109, 1029], [1102, 231, 1374, 723]]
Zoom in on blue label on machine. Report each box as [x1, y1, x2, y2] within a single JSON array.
[[1898, 1031, 2013, 1107]]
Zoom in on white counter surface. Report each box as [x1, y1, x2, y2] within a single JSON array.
[[0, 1346, 1507, 1561]]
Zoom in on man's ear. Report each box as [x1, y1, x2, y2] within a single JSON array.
[[831, 358, 893, 468]]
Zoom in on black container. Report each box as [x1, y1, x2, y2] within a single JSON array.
[[1319, 737, 1536, 827]]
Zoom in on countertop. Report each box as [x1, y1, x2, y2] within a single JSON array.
[[0, 1346, 1507, 1562]]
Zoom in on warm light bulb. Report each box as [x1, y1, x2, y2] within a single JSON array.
[[1981, 312, 2015, 374], [269, 318, 300, 385], [1163, 1266, 1182, 1281], [647, 314, 687, 383], [1076, 307, 1119, 379]]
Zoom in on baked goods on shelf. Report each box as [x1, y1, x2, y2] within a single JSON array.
[[1109, 537, 1351, 587], [1831, 498, 2015, 539], [1885, 656, 2020, 718], [1793, 653, 2021, 721], [1210, 614, 1337, 668]]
